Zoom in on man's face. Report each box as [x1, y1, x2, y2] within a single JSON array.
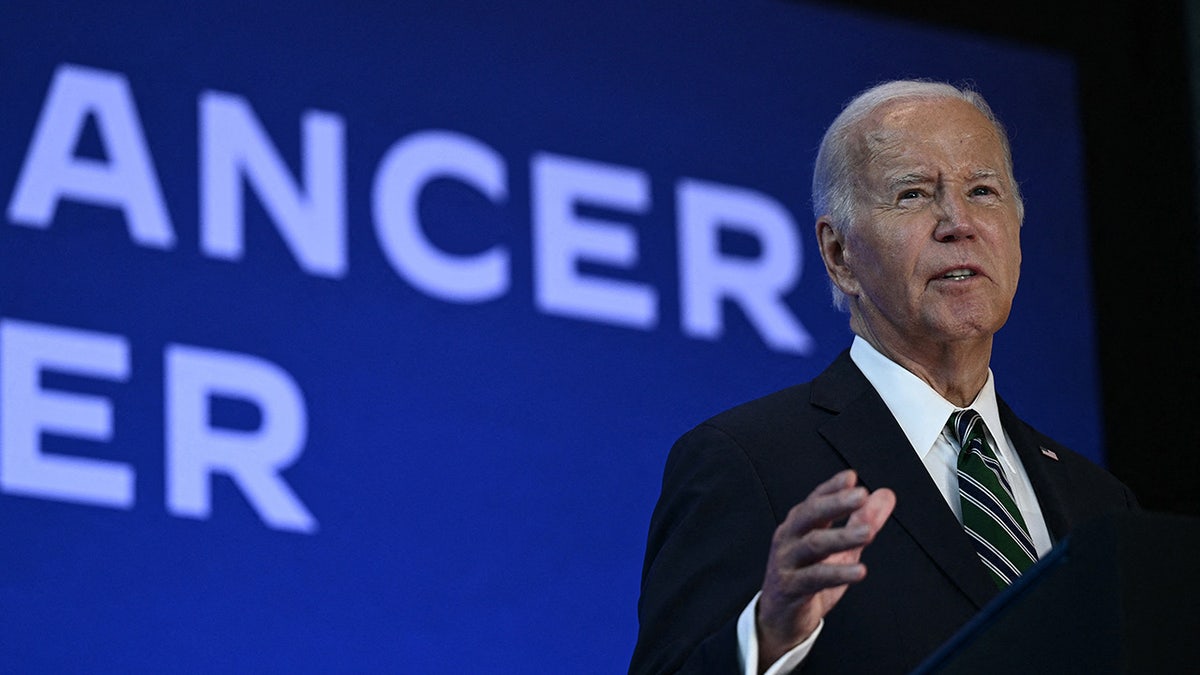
[[832, 97, 1023, 354]]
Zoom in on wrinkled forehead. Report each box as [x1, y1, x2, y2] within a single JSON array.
[[852, 98, 1009, 182]]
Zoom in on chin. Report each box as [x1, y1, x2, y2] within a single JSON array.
[[927, 311, 1007, 342]]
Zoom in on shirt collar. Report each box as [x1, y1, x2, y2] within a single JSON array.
[[848, 336, 1003, 457]]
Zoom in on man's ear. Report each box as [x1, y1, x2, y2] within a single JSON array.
[[816, 217, 859, 299]]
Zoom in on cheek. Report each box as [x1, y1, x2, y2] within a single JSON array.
[[848, 228, 901, 269], [1007, 236, 1022, 284]]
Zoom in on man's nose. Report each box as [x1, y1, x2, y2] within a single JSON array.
[[932, 193, 975, 242]]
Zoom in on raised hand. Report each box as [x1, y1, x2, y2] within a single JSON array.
[[756, 469, 896, 671]]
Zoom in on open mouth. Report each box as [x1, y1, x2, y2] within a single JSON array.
[[940, 269, 976, 280]]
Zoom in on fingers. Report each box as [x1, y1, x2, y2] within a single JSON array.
[[847, 487, 897, 534], [775, 517, 873, 570], [756, 471, 895, 658], [777, 555, 868, 594], [775, 470, 866, 540], [774, 474, 895, 569], [813, 468, 858, 495]]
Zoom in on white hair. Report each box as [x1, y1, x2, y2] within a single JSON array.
[[811, 80, 1024, 311]]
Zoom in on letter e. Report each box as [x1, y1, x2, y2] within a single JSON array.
[[0, 318, 135, 508], [532, 153, 657, 329]]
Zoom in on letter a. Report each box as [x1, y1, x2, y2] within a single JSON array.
[[7, 63, 176, 248]]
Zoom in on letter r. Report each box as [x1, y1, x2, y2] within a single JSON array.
[[165, 344, 317, 534]]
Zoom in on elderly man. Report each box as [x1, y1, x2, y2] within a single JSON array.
[[629, 80, 1137, 674]]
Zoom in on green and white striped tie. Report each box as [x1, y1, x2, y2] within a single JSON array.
[[949, 409, 1037, 588]]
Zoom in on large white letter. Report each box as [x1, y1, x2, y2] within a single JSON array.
[[532, 153, 657, 329], [677, 179, 813, 354], [166, 344, 316, 534], [200, 91, 346, 277], [372, 130, 508, 302], [6, 63, 176, 248], [0, 318, 134, 508]]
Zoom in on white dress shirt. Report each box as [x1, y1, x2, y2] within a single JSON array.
[[736, 336, 1052, 675]]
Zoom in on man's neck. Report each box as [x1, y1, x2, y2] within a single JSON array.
[[851, 327, 992, 408]]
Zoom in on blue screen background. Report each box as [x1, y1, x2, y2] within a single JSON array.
[[1, 1, 1098, 671]]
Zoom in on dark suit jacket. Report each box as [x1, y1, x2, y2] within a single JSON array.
[[629, 351, 1137, 674]]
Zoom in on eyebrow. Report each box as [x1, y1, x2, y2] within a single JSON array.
[[886, 168, 1002, 192], [967, 168, 1001, 181], [886, 172, 933, 192]]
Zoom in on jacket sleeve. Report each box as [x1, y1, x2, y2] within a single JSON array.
[[629, 422, 781, 675]]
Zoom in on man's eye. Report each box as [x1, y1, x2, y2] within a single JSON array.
[[899, 190, 922, 200], [971, 186, 996, 196]]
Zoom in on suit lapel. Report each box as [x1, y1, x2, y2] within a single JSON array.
[[998, 400, 1072, 542], [811, 352, 997, 609]]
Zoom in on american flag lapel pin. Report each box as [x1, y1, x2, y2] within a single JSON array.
[[1040, 447, 1059, 461]]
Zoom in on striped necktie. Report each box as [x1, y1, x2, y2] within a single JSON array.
[[949, 409, 1037, 588]]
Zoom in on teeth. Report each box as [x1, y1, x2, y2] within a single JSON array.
[[943, 269, 975, 279]]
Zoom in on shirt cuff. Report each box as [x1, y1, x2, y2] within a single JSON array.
[[736, 591, 823, 675]]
